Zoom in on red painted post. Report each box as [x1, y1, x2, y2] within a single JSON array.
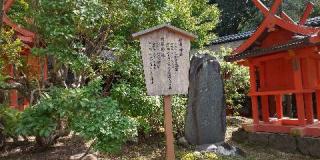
[[296, 94, 306, 125], [261, 96, 270, 122], [316, 90, 320, 121], [293, 58, 306, 126], [275, 95, 283, 119], [249, 64, 259, 124], [304, 93, 314, 124]]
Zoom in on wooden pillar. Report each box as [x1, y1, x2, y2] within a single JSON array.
[[275, 95, 283, 119], [316, 90, 320, 121], [259, 62, 269, 122], [249, 64, 259, 124], [304, 93, 314, 124], [261, 96, 270, 122], [292, 58, 306, 125], [163, 96, 175, 160]]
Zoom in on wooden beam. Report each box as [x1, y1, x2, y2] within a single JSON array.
[[299, 2, 314, 25], [281, 12, 295, 23]]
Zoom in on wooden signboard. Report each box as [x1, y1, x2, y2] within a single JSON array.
[[133, 24, 196, 160], [133, 24, 196, 96]]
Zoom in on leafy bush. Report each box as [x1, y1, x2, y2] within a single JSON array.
[[0, 106, 21, 138], [17, 78, 137, 153], [111, 82, 162, 135], [171, 96, 188, 137]]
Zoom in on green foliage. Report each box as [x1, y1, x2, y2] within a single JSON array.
[[209, 0, 256, 36], [0, 28, 23, 67], [17, 78, 137, 153], [71, 98, 137, 153], [181, 152, 219, 160], [0, 28, 23, 97], [0, 106, 21, 137], [111, 82, 162, 134], [171, 96, 188, 136], [198, 48, 250, 113]]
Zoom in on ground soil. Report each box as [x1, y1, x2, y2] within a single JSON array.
[[0, 116, 318, 160]]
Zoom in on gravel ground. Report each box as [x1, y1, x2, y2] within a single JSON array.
[[0, 116, 318, 160]]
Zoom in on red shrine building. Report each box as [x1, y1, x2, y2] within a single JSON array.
[[1, 0, 48, 110], [225, 0, 320, 137]]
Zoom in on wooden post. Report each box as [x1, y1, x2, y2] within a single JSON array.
[[163, 95, 175, 160], [304, 93, 314, 124], [275, 95, 283, 119], [292, 58, 306, 125], [261, 96, 270, 122], [249, 64, 259, 124], [316, 90, 320, 121]]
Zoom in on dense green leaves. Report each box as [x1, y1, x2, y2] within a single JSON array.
[[16, 78, 137, 153], [0, 29, 23, 90]]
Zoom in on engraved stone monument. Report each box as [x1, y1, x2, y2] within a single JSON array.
[[185, 53, 226, 145]]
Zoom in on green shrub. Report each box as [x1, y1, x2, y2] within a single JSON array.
[[0, 106, 21, 138], [111, 82, 162, 134], [172, 96, 188, 137], [16, 78, 137, 153]]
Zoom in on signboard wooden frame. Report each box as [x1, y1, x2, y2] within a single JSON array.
[[133, 24, 196, 160]]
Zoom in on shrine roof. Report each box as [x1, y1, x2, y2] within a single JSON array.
[[210, 16, 320, 45], [224, 36, 318, 62]]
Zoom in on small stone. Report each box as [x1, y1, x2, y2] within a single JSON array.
[[70, 153, 98, 160], [82, 154, 98, 160], [196, 144, 218, 152], [196, 143, 245, 157], [177, 137, 189, 147]]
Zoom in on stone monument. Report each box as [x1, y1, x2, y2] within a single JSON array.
[[185, 53, 226, 145]]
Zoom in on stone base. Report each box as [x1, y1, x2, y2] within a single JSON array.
[[232, 128, 320, 157]]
